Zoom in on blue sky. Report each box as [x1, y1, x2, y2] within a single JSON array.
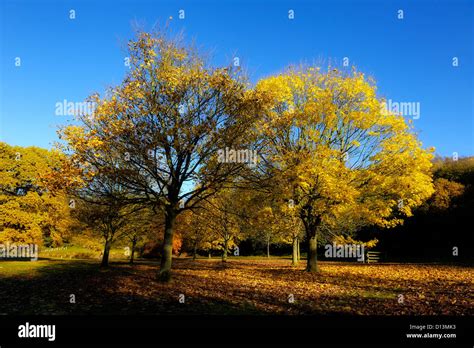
[[0, 0, 472, 156]]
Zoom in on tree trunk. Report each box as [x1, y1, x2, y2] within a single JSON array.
[[222, 238, 228, 262], [158, 206, 176, 282], [291, 237, 298, 266], [306, 228, 319, 272], [266, 235, 270, 258], [297, 237, 300, 261], [130, 238, 136, 264], [101, 239, 111, 268], [192, 241, 198, 261], [208, 252, 211, 259]]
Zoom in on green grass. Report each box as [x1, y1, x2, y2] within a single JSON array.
[[0, 259, 104, 277], [194, 254, 295, 260], [356, 289, 398, 300], [0, 260, 51, 276], [40, 245, 97, 259], [39, 245, 127, 260]]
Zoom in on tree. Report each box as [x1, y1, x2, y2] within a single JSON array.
[[427, 178, 464, 212], [256, 67, 434, 272], [200, 189, 245, 262], [50, 142, 140, 267], [72, 196, 139, 267], [179, 209, 212, 260], [279, 202, 305, 265], [59, 30, 263, 280], [0, 142, 73, 246], [251, 201, 299, 259], [121, 207, 157, 264], [254, 207, 278, 257], [433, 156, 474, 184]]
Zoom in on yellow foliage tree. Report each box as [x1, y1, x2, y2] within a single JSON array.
[[58, 31, 264, 280], [256, 67, 435, 272], [0, 142, 73, 246], [426, 178, 464, 211]]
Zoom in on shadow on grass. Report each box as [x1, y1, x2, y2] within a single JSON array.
[[0, 259, 269, 315], [0, 258, 471, 315]]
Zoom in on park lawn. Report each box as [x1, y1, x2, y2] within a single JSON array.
[[0, 260, 56, 277], [0, 258, 471, 315], [39, 245, 126, 260]]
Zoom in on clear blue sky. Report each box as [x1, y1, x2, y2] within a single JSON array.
[[1, 0, 472, 157]]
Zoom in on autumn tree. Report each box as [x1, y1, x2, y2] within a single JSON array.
[[179, 209, 213, 260], [256, 67, 434, 272], [252, 199, 305, 264], [279, 202, 305, 265], [51, 139, 142, 267], [433, 156, 474, 184], [0, 142, 73, 246], [121, 207, 157, 264], [426, 178, 464, 212], [59, 31, 263, 280], [253, 206, 279, 258], [200, 189, 245, 262], [72, 199, 139, 267], [249, 195, 300, 259]]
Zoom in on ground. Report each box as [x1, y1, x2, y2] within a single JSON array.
[[0, 258, 472, 315]]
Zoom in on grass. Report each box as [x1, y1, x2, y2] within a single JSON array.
[[39, 245, 125, 260], [0, 257, 472, 315], [195, 254, 294, 260], [0, 260, 53, 276]]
